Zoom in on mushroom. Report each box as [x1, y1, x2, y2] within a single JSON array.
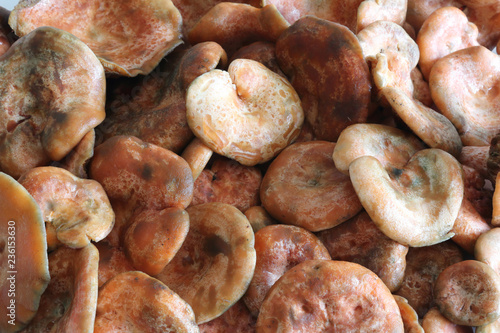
[[0, 26, 105, 178], [405, 0, 462, 32], [477, 318, 500, 333], [434, 260, 500, 326], [94, 271, 199, 332], [417, 6, 479, 80], [357, 0, 407, 32], [357, 20, 419, 99], [475, 228, 500, 275], [9, 0, 183, 76], [332, 123, 425, 175], [95, 240, 134, 288], [230, 41, 286, 77], [100, 42, 228, 155], [156, 202, 256, 324], [276, 16, 372, 142], [395, 241, 464, 317], [263, 0, 366, 32], [422, 307, 474, 333], [256, 260, 404, 332], [185, 58, 304, 167], [188, 3, 289, 56], [452, 198, 491, 253], [393, 295, 425, 333], [459, 145, 490, 179], [317, 211, 409, 292], [0, 172, 49, 333], [464, 2, 500, 50], [411, 67, 434, 106], [89, 135, 194, 247], [18, 166, 115, 249], [21, 244, 99, 332], [55, 129, 95, 179], [462, 164, 493, 218], [349, 148, 464, 247], [261, 141, 363, 232], [123, 207, 189, 276], [244, 206, 276, 233], [429, 46, 500, 146], [243, 224, 331, 317], [381, 86, 463, 157], [190, 155, 262, 212], [198, 300, 256, 333]]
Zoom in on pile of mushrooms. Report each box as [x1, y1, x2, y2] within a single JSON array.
[[1, 0, 500, 331]]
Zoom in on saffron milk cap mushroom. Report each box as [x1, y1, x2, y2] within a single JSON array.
[[186, 58, 304, 166], [349, 148, 464, 247], [0, 172, 49, 332]]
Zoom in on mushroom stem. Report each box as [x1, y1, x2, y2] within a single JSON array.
[[181, 138, 214, 181]]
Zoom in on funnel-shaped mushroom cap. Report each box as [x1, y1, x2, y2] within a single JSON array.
[[18, 166, 115, 249], [186, 59, 304, 166], [21, 244, 99, 332], [157, 202, 256, 324], [430, 46, 500, 146], [9, 0, 183, 76], [349, 149, 464, 247], [0, 172, 49, 332], [0, 26, 105, 178], [276, 16, 372, 142], [95, 271, 199, 332]]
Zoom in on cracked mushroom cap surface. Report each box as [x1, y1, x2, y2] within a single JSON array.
[[18, 166, 114, 249], [256, 260, 404, 332], [276, 16, 372, 142], [9, 0, 183, 76], [430, 45, 500, 146], [0, 172, 49, 333], [186, 58, 304, 166], [349, 148, 464, 247], [21, 244, 99, 333], [0, 26, 105, 178], [156, 202, 256, 324], [94, 271, 199, 332]]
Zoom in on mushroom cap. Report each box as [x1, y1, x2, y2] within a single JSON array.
[[318, 211, 409, 292], [0, 172, 49, 333], [230, 41, 286, 77], [332, 123, 425, 175], [475, 227, 500, 275], [56, 129, 95, 179], [429, 46, 500, 146], [243, 224, 331, 317], [349, 148, 464, 247], [256, 260, 404, 332], [405, 0, 462, 32], [465, 3, 500, 50], [261, 141, 363, 232], [188, 3, 289, 56], [434, 260, 500, 326], [0, 26, 105, 178], [90, 135, 194, 211], [393, 295, 425, 333], [9, 0, 183, 76], [381, 86, 463, 157], [417, 6, 479, 80], [95, 240, 134, 288], [357, 0, 407, 32], [452, 198, 491, 253], [477, 318, 500, 333], [124, 207, 189, 276], [190, 155, 262, 212], [22, 244, 99, 332], [101, 42, 227, 154], [94, 271, 199, 332], [422, 307, 474, 333], [395, 241, 464, 317], [19, 166, 115, 249], [244, 206, 276, 233], [156, 202, 256, 324], [186, 58, 304, 166], [276, 16, 372, 142], [198, 300, 256, 333]]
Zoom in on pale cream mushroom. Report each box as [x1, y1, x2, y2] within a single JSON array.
[[357, 0, 407, 32], [349, 148, 464, 247]]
